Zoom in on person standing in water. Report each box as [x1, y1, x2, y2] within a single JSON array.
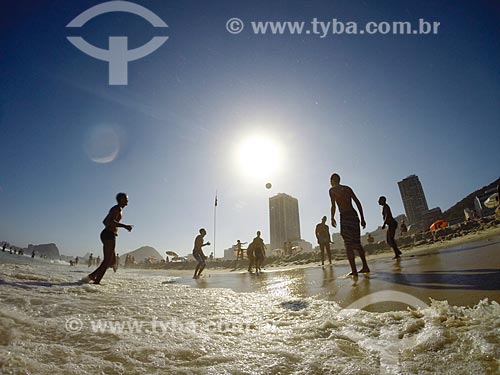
[[329, 173, 370, 278], [86, 193, 133, 284], [252, 231, 266, 275], [378, 196, 402, 259], [315, 216, 332, 266], [193, 228, 210, 279], [235, 240, 247, 260], [246, 240, 255, 273]]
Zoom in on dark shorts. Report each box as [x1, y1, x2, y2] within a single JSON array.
[[340, 212, 361, 248], [100, 229, 116, 242], [319, 242, 330, 251], [193, 252, 206, 265]]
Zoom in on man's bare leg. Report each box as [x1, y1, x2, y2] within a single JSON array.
[[193, 264, 200, 278], [320, 245, 325, 265], [198, 264, 206, 277], [357, 246, 370, 273], [346, 248, 358, 277], [326, 244, 332, 264]]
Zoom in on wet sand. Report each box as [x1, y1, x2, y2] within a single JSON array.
[[163, 235, 500, 311]]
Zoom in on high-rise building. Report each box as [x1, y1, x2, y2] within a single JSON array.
[[269, 193, 301, 251], [398, 175, 429, 227]]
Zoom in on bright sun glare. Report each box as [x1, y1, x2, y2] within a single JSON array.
[[236, 135, 282, 180]]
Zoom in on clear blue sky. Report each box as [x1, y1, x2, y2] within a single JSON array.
[[1, 0, 499, 257]]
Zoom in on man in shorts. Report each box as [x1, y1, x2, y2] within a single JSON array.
[[86, 193, 133, 284], [193, 228, 210, 279], [329, 174, 370, 278], [379, 196, 402, 259], [251, 231, 266, 275], [315, 216, 332, 266]]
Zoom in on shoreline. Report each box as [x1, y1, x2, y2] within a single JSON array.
[[134, 224, 500, 276]]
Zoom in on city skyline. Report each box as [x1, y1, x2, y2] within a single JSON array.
[[1, 1, 499, 257]]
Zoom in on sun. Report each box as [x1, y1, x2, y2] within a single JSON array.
[[236, 134, 282, 180]]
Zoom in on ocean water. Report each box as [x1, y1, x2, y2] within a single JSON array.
[[0, 254, 499, 375]]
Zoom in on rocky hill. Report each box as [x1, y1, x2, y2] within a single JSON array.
[[443, 178, 499, 223], [27, 243, 60, 258], [122, 246, 163, 263]]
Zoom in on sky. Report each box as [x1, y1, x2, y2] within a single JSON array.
[[1, 0, 499, 257]]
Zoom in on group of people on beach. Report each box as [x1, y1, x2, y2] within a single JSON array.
[[85, 173, 404, 284]]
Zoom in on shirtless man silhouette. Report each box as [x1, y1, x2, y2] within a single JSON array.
[[315, 216, 332, 265], [379, 196, 402, 259], [193, 228, 210, 279], [86, 193, 133, 284], [329, 173, 370, 277]]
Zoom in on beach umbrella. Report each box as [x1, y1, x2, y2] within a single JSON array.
[[166, 251, 178, 257], [430, 220, 448, 232]]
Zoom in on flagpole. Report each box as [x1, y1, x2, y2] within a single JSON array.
[[213, 190, 217, 259]]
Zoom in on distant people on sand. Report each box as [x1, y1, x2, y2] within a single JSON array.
[[315, 216, 332, 265], [400, 220, 408, 237], [249, 231, 266, 275], [124, 254, 135, 267], [193, 228, 210, 279], [329, 173, 370, 278], [75, 256, 79, 266], [88, 253, 93, 267], [85, 193, 133, 285], [366, 233, 375, 244], [378, 196, 402, 259]]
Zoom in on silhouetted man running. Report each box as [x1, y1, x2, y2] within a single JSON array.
[[329, 173, 370, 277], [379, 196, 402, 259], [193, 228, 210, 279], [86, 193, 133, 284], [315, 216, 332, 265]]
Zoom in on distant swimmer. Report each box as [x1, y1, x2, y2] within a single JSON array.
[[379, 196, 402, 259], [329, 173, 370, 278], [87, 253, 93, 267], [251, 231, 266, 275], [85, 193, 133, 284], [315, 216, 332, 266], [193, 228, 210, 279]]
